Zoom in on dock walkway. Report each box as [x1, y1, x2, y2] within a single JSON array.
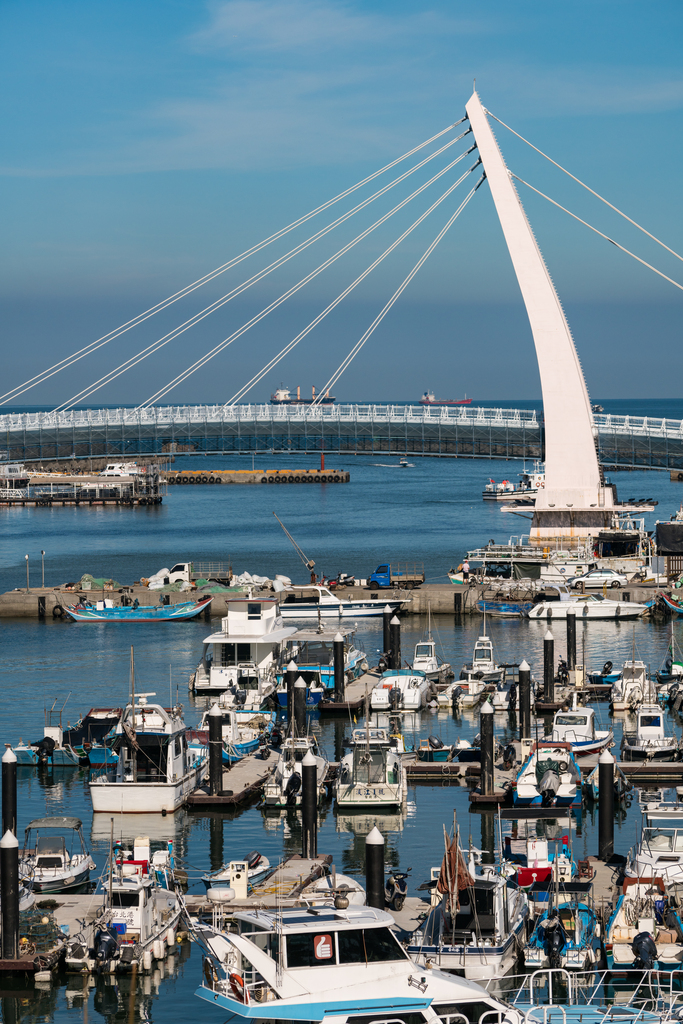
[[187, 754, 274, 808]]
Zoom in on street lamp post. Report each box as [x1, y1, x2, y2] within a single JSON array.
[[24, 555, 29, 594], [41, 551, 45, 588]]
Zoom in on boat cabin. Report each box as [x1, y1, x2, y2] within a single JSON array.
[[280, 585, 340, 607], [551, 708, 597, 744], [636, 705, 667, 742], [112, 699, 190, 784], [280, 627, 363, 687], [196, 597, 296, 695]]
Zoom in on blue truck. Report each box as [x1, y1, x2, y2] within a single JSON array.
[[367, 562, 425, 590]]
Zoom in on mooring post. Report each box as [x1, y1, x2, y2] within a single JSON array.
[[208, 703, 223, 797], [519, 660, 531, 742], [382, 605, 392, 660], [566, 612, 576, 672], [294, 678, 307, 736], [544, 629, 555, 702], [333, 632, 345, 702], [480, 702, 495, 797], [2, 747, 17, 837], [365, 826, 385, 909], [1, 830, 19, 960], [389, 616, 401, 671], [286, 660, 297, 726], [598, 749, 615, 861], [301, 750, 318, 859]]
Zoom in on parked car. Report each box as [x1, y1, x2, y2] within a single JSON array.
[[567, 568, 629, 590]]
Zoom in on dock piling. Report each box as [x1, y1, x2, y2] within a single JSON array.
[[365, 826, 385, 909], [389, 616, 401, 671], [2, 747, 17, 837], [598, 749, 615, 861], [208, 703, 223, 797], [333, 632, 345, 702], [544, 629, 555, 703], [301, 750, 317, 859], [0, 830, 19, 960], [382, 606, 392, 661], [480, 702, 494, 796], [286, 661, 297, 726], [566, 612, 576, 671], [519, 660, 531, 741], [294, 678, 307, 736]]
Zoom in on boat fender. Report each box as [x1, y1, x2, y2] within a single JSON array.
[[229, 972, 248, 1003], [203, 958, 219, 988], [52, 605, 64, 618], [428, 735, 444, 749]]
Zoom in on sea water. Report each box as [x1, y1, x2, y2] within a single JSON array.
[[2, 402, 683, 1022]]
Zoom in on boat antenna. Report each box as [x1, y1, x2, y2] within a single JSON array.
[[108, 816, 114, 911], [272, 512, 316, 573]]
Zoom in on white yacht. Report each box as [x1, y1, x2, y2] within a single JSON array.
[[625, 824, 683, 884], [20, 817, 96, 894], [412, 638, 451, 681], [262, 735, 329, 808], [621, 704, 680, 761], [89, 696, 206, 813], [610, 660, 656, 712], [279, 585, 405, 619], [191, 597, 297, 707], [528, 593, 647, 620], [194, 905, 521, 1024], [65, 836, 182, 974], [370, 670, 431, 711], [335, 727, 407, 810]]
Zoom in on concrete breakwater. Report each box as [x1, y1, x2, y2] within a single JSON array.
[[163, 468, 349, 484]]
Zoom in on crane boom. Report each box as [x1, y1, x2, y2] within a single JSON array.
[[272, 513, 315, 570]]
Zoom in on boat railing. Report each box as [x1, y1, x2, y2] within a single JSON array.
[[523, 1007, 567, 1024]]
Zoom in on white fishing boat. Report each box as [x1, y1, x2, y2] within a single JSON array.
[[20, 816, 96, 894], [514, 741, 582, 809], [625, 824, 683, 884], [411, 608, 452, 680], [482, 461, 545, 502], [459, 633, 504, 688], [262, 735, 328, 808], [190, 596, 297, 705], [275, 626, 368, 706], [549, 704, 613, 758], [65, 836, 182, 974], [407, 839, 529, 980], [192, 704, 273, 760], [606, 878, 683, 971], [279, 585, 405, 619], [90, 691, 206, 814], [610, 660, 656, 711], [202, 851, 272, 895], [194, 902, 519, 1023], [370, 669, 431, 711], [528, 593, 647, 620], [621, 704, 680, 762], [335, 727, 406, 810]]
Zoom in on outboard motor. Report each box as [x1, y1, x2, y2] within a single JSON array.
[[94, 926, 119, 971], [451, 685, 464, 707], [508, 682, 517, 709], [428, 736, 444, 750], [234, 688, 247, 706], [244, 850, 262, 870], [632, 931, 658, 970], [285, 772, 302, 806], [539, 769, 561, 807], [602, 661, 613, 677], [35, 736, 56, 766], [542, 910, 567, 969], [389, 687, 402, 710]]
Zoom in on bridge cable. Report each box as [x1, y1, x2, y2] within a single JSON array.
[[55, 132, 474, 412], [512, 174, 683, 294], [312, 174, 486, 405], [485, 108, 683, 266], [0, 117, 467, 408], [226, 165, 482, 406], [138, 155, 482, 408]]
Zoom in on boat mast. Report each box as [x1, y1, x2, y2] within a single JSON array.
[[130, 646, 137, 783]]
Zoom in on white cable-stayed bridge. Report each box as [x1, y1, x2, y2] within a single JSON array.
[[3, 95, 682, 474]]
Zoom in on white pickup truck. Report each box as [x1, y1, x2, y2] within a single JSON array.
[[166, 562, 233, 585]]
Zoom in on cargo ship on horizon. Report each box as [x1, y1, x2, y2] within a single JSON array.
[[419, 390, 472, 406], [270, 385, 335, 405]]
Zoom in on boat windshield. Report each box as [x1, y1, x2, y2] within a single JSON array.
[[555, 715, 588, 726], [285, 926, 407, 967], [415, 645, 433, 657], [474, 648, 491, 661], [353, 750, 387, 784], [644, 829, 683, 852]]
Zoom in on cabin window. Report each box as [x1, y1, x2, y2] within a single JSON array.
[[220, 644, 236, 666], [555, 715, 587, 726], [337, 927, 407, 963], [474, 649, 489, 661], [237, 643, 251, 661], [641, 715, 661, 728], [111, 892, 140, 907], [248, 603, 262, 620], [286, 932, 336, 967], [433, 1002, 501, 1024], [354, 751, 385, 785], [415, 645, 432, 657], [174, 736, 182, 757]]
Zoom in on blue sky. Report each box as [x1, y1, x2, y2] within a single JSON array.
[[2, 0, 683, 405]]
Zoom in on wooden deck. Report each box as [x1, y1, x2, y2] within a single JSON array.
[[186, 755, 274, 807]]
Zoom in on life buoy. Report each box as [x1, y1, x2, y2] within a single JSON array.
[[229, 972, 248, 1003]]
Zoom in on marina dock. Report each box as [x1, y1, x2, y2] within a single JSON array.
[[186, 755, 274, 807]]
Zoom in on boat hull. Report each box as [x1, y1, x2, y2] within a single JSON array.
[[65, 597, 213, 622], [280, 601, 403, 619], [89, 764, 204, 813]]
